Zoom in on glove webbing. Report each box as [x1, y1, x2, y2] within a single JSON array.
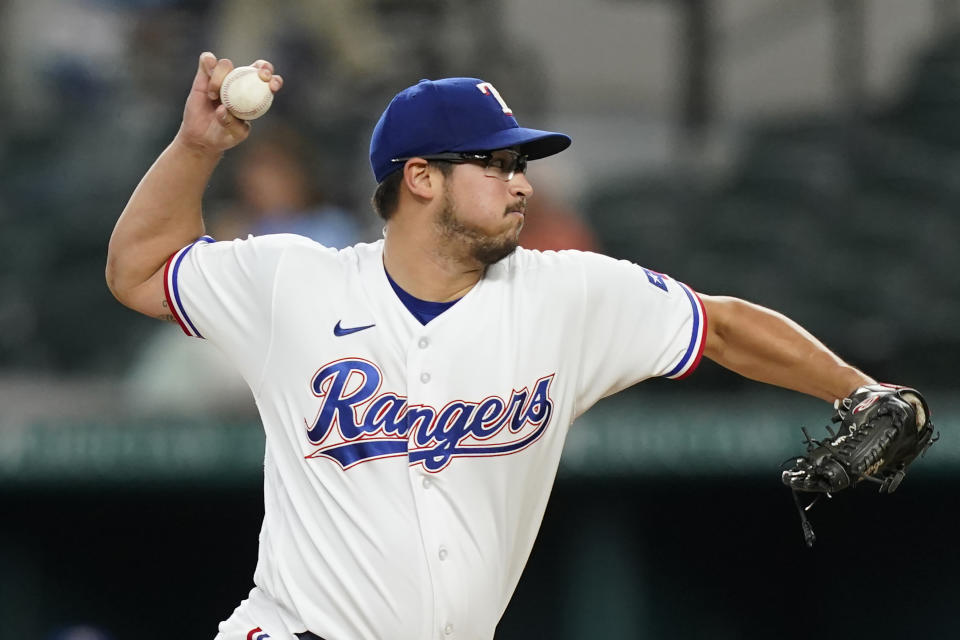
[[787, 423, 939, 547]]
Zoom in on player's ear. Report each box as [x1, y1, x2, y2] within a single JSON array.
[[403, 158, 440, 200]]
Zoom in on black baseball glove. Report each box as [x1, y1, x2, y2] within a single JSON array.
[[781, 384, 938, 546]]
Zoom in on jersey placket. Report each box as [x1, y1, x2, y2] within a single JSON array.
[[404, 328, 464, 639]]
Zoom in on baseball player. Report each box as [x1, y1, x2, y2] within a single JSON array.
[[107, 53, 878, 639]]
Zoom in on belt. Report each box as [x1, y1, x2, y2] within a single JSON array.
[[295, 633, 327, 640]]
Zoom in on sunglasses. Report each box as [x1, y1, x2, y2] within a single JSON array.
[[391, 150, 528, 182]]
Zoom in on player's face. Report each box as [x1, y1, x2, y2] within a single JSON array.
[[434, 151, 533, 265]]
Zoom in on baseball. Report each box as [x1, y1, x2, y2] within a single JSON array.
[[219, 65, 274, 120]]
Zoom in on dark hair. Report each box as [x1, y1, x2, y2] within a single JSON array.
[[371, 160, 453, 221]]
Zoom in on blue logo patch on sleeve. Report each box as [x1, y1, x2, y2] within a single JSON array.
[[643, 268, 668, 292]]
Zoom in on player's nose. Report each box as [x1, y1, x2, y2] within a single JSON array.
[[510, 172, 533, 198]]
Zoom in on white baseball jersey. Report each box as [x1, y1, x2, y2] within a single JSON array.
[[164, 235, 706, 640]]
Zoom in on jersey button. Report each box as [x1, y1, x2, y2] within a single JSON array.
[[438, 546, 448, 561], [443, 623, 454, 635], [418, 337, 429, 349], [422, 477, 432, 490], [420, 372, 431, 383]]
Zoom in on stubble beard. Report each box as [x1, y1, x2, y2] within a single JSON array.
[[434, 186, 521, 266]]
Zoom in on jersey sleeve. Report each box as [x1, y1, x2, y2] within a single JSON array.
[[163, 233, 307, 388], [574, 252, 707, 407]]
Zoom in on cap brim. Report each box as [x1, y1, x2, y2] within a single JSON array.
[[450, 127, 571, 160]]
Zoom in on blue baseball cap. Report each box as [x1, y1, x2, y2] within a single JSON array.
[[370, 77, 571, 183]]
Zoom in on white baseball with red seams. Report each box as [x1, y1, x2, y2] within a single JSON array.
[[219, 66, 274, 120]]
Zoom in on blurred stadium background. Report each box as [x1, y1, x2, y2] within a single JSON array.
[[1, 0, 958, 638]]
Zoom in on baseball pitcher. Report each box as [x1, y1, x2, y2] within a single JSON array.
[[106, 53, 935, 640]]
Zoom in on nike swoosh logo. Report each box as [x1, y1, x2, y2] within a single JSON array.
[[334, 320, 376, 336]]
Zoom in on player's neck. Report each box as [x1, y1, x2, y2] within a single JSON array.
[[381, 223, 483, 303]]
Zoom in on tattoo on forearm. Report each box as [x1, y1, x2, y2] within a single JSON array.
[[158, 299, 175, 323]]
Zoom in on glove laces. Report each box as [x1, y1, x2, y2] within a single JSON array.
[[791, 488, 819, 548]]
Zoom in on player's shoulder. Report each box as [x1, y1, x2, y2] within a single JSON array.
[[487, 248, 596, 296], [499, 247, 624, 277], [239, 232, 337, 253], [503, 246, 590, 268], [201, 232, 323, 255], [209, 233, 380, 267], [499, 247, 685, 295]]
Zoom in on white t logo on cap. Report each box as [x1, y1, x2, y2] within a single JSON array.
[[476, 82, 513, 115]]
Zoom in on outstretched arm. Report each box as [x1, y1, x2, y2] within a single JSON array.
[[700, 294, 874, 403], [105, 52, 283, 321]]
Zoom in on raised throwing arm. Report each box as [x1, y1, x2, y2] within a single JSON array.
[[105, 52, 283, 321]]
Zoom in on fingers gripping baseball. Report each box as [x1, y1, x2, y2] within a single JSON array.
[[177, 52, 283, 153]]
